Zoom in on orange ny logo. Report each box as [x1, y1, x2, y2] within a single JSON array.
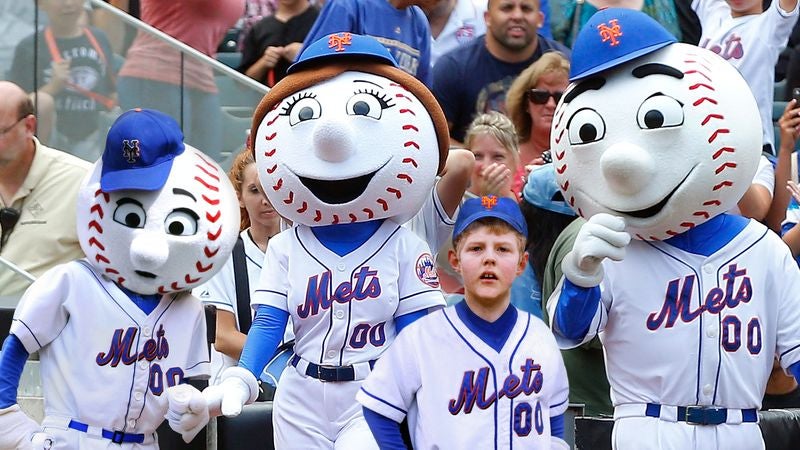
[[481, 195, 498, 210], [597, 19, 623, 47], [328, 32, 353, 52]]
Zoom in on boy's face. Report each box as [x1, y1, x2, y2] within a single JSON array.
[[725, 0, 763, 17], [40, 0, 84, 28], [449, 225, 527, 305]]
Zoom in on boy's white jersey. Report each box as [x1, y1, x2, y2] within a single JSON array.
[[358, 305, 569, 450], [252, 219, 445, 366], [10, 259, 209, 449]]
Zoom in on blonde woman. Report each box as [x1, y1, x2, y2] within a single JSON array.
[[464, 111, 522, 200], [506, 52, 570, 175]]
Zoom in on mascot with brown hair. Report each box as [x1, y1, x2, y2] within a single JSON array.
[[167, 33, 450, 449]]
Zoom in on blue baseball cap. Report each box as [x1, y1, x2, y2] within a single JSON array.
[[288, 32, 398, 74], [453, 196, 528, 240], [522, 164, 576, 217], [569, 8, 677, 81], [101, 108, 185, 192]]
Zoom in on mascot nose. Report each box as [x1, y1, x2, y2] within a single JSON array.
[[130, 232, 169, 269], [313, 119, 354, 162], [600, 143, 656, 195]]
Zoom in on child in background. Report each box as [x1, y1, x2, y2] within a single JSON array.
[[693, 0, 798, 156], [357, 195, 569, 450], [510, 163, 577, 318]]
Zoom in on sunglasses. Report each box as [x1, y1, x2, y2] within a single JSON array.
[[0, 207, 21, 251], [527, 89, 564, 105]]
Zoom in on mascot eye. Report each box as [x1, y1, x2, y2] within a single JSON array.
[[346, 91, 391, 119], [567, 108, 606, 145], [637, 95, 684, 129], [281, 94, 321, 126], [164, 208, 199, 236], [113, 200, 146, 228]]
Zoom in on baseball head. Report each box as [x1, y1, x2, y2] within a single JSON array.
[[250, 33, 450, 226], [77, 109, 240, 295], [551, 9, 761, 241]]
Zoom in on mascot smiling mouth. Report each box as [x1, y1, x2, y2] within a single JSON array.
[[300, 171, 378, 204], [611, 168, 695, 219]]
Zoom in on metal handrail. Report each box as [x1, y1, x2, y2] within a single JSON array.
[[0, 255, 36, 283], [88, 0, 269, 95]]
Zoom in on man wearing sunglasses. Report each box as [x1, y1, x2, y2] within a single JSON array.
[[0, 81, 91, 297], [431, 0, 569, 144]]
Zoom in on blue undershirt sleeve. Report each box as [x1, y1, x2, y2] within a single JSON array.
[[0, 335, 29, 408], [395, 309, 427, 333], [789, 360, 800, 385], [238, 305, 289, 377], [362, 407, 407, 450], [550, 413, 565, 439], [553, 279, 601, 341]]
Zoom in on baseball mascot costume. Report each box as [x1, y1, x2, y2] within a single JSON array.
[[547, 8, 800, 450], [168, 33, 450, 448], [0, 108, 239, 449]]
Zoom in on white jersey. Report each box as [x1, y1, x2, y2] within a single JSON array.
[[357, 305, 569, 450], [252, 219, 445, 366], [194, 230, 293, 385], [728, 154, 775, 216], [430, 0, 487, 67], [551, 220, 800, 410], [693, 0, 799, 150], [10, 259, 209, 449], [403, 179, 457, 255]]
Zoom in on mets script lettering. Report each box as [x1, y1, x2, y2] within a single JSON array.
[[298, 266, 382, 318], [449, 359, 543, 415], [647, 264, 752, 330], [96, 324, 170, 366]]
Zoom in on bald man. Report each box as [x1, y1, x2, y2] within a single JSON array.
[[0, 81, 91, 297]]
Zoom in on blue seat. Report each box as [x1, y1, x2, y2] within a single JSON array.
[[216, 52, 242, 70]]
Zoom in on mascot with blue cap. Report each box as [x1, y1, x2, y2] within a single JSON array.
[[167, 33, 450, 449], [0, 108, 240, 449], [547, 8, 800, 449]]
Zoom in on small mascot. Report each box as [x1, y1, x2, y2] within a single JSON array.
[[548, 8, 800, 450], [0, 108, 239, 449], [167, 33, 450, 449]]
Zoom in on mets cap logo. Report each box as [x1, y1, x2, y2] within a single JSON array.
[[328, 32, 353, 52], [598, 19, 622, 47], [122, 139, 141, 163], [481, 195, 498, 210], [416, 253, 440, 288]]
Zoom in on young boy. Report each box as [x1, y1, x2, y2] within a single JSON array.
[[357, 195, 570, 450], [8, 0, 116, 161], [693, 0, 798, 156]]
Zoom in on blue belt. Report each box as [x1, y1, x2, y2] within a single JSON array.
[[645, 403, 758, 425], [290, 355, 376, 382], [68, 419, 145, 444]]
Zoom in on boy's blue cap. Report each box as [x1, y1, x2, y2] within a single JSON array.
[[569, 8, 677, 81], [288, 32, 398, 74], [522, 164, 576, 217], [101, 108, 185, 192], [453, 196, 528, 240]]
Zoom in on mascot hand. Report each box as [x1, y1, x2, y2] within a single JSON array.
[[218, 367, 260, 417], [0, 404, 43, 449], [562, 213, 630, 287], [164, 384, 209, 443]]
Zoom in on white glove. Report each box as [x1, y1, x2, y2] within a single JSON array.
[[164, 384, 209, 443], [0, 404, 44, 449], [218, 367, 260, 417], [562, 213, 631, 287]]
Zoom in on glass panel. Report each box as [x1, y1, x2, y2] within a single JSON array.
[[1, 0, 268, 169]]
